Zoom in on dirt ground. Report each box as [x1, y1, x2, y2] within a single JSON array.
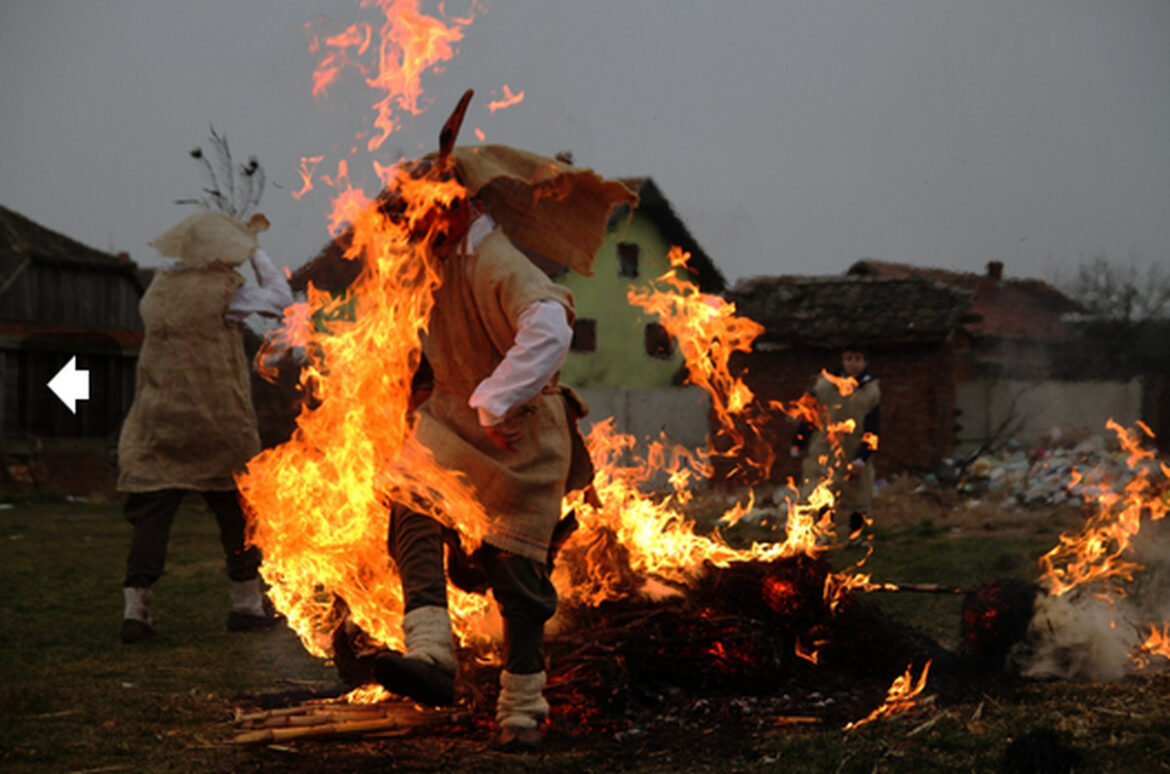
[[4, 480, 1167, 773]]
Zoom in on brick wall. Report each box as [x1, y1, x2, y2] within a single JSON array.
[[713, 342, 958, 486]]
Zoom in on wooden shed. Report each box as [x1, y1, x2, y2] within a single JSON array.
[[0, 204, 145, 494]]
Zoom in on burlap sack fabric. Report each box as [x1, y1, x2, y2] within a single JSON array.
[[412, 148, 634, 560], [148, 211, 259, 268], [415, 230, 577, 561], [448, 145, 638, 277], [117, 214, 262, 492], [802, 375, 881, 514]]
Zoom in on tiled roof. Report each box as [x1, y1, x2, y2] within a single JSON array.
[[1, 204, 137, 285], [848, 260, 1081, 342], [726, 275, 974, 348]]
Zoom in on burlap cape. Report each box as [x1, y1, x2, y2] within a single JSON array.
[[415, 230, 582, 560], [801, 375, 881, 514], [117, 264, 260, 492], [446, 145, 637, 277]]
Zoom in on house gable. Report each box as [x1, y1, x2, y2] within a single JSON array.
[[557, 178, 725, 389]]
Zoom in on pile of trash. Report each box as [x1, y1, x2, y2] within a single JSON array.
[[943, 433, 1162, 506]]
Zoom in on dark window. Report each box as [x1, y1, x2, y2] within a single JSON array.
[[644, 323, 673, 359], [617, 243, 639, 278], [571, 319, 597, 352]]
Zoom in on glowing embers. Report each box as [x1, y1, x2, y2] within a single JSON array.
[[959, 578, 1040, 671], [541, 557, 949, 734]]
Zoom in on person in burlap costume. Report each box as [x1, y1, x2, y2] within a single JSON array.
[[375, 144, 635, 751], [791, 345, 881, 543], [119, 211, 292, 643]]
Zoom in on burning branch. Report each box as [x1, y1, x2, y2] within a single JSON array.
[[1037, 420, 1168, 599], [843, 660, 933, 730]]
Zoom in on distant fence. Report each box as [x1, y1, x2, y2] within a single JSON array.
[[575, 386, 712, 470], [955, 377, 1144, 452]]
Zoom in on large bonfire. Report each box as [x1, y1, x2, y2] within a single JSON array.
[[233, 0, 1169, 739], [236, 0, 866, 667]]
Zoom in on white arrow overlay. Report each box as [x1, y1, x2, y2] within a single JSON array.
[[47, 356, 90, 414]]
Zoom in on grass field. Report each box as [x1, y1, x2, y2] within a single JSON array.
[[2, 489, 1168, 773]]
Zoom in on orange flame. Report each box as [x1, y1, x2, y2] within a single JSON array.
[[255, 0, 877, 685], [293, 156, 326, 200], [241, 2, 501, 666], [843, 660, 932, 730], [794, 636, 820, 664], [342, 684, 392, 704], [307, 1, 476, 151], [822, 369, 857, 397], [552, 248, 864, 607], [626, 247, 774, 485], [487, 84, 525, 112], [1131, 623, 1170, 670], [772, 392, 821, 432], [241, 166, 505, 658], [1037, 420, 1168, 598]]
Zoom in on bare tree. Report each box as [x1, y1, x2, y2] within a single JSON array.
[[1050, 255, 1170, 381], [175, 126, 266, 220], [1061, 255, 1170, 323]]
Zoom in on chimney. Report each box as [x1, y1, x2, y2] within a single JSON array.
[[986, 261, 1004, 281]]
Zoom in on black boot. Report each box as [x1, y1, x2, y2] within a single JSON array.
[[373, 652, 455, 707], [226, 608, 281, 632], [121, 618, 155, 644]]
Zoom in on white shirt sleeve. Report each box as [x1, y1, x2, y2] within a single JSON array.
[[468, 300, 573, 426], [224, 248, 295, 322]]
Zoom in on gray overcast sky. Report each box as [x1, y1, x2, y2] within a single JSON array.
[[2, 0, 1168, 286]]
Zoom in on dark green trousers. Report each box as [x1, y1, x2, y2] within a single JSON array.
[[388, 508, 557, 675], [123, 489, 260, 588]]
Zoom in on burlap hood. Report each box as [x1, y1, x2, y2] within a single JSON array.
[[447, 145, 637, 277], [149, 211, 261, 268]]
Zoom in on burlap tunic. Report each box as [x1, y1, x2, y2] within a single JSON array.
[[117, 265, 261, 492], [414, 229, 578, 562], [801, 374, 881, 514]]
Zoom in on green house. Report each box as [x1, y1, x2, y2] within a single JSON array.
[[556, 178, 726, 389]]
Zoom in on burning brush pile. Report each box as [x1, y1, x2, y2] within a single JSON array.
[[542, 554, 950, 734], [962, 421, 1170, 683], [237, 198, 969, 736], [320, 551, 954, 738]]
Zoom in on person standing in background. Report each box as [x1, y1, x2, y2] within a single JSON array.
[[791, 344, 881, 544], [118, 209, 293, 643]]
